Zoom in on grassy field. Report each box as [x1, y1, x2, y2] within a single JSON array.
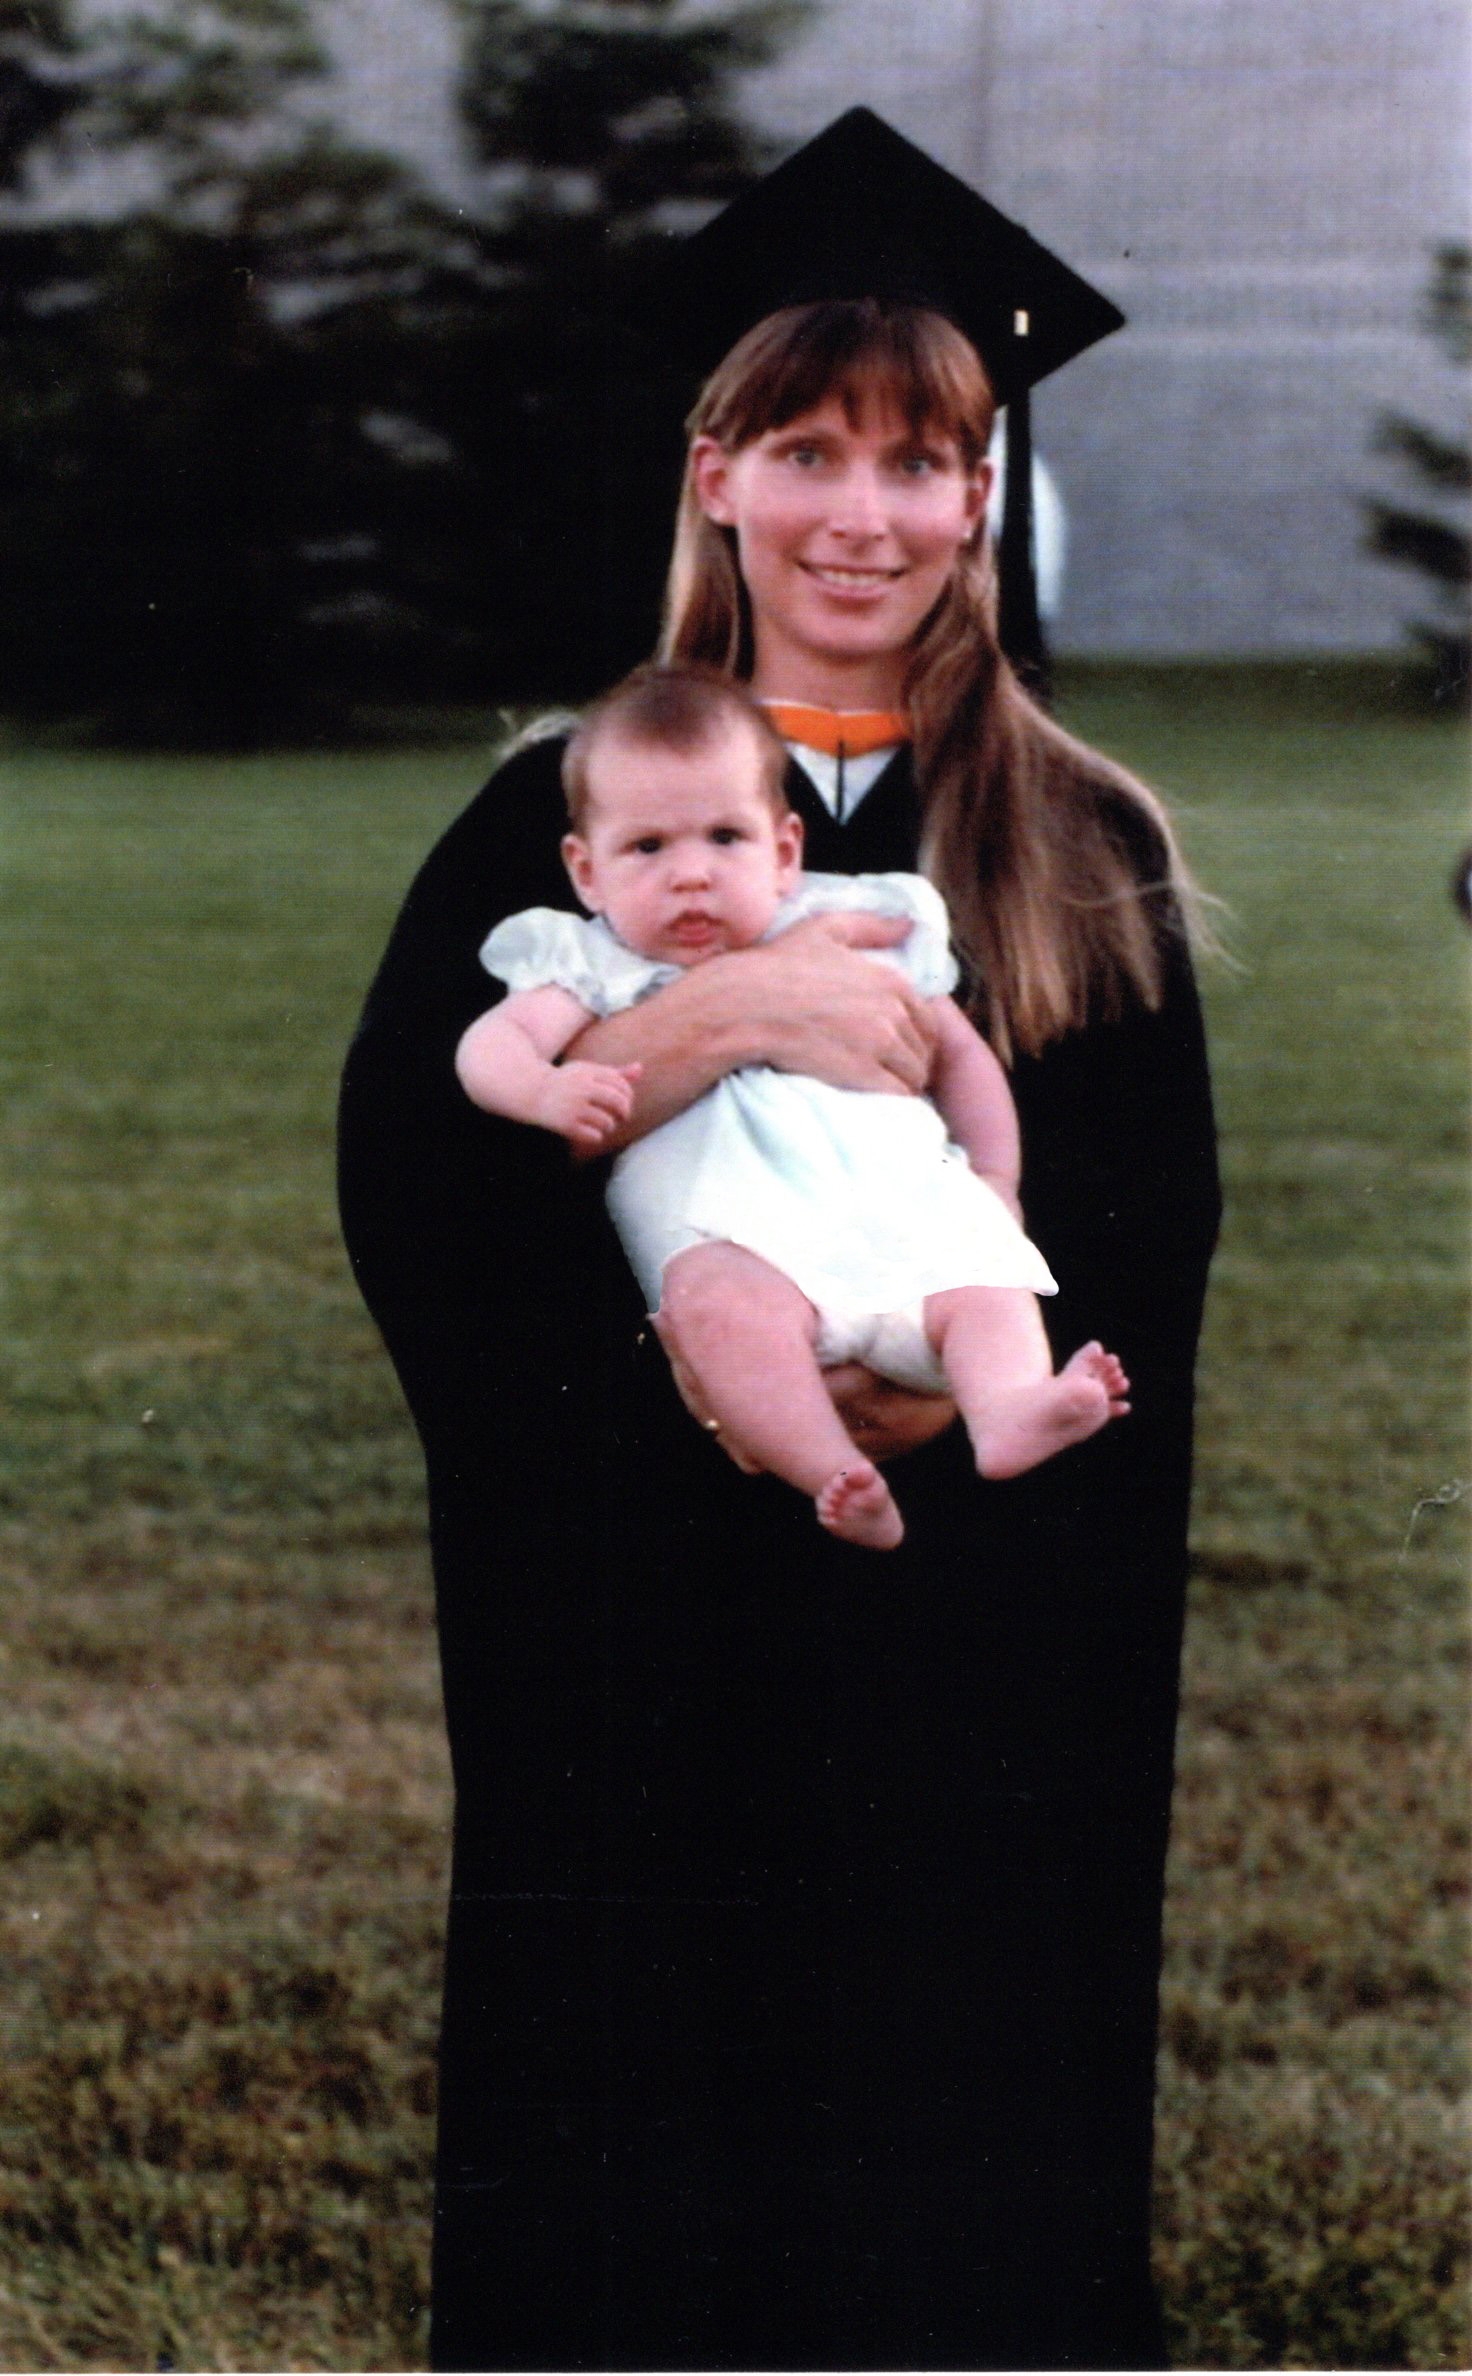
[[2, 666, 1467, 2369]]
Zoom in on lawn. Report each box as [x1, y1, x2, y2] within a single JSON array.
[[1, 666, 1467, 2369]]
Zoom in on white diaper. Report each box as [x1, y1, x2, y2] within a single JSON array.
[[813, 1301, 949, 1397]]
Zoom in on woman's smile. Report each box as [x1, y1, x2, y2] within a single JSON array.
[[801, 561, 905, 595], [693, 395, 990, 705]]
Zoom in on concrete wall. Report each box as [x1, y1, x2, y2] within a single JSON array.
[[321, 0, 1470, 654]]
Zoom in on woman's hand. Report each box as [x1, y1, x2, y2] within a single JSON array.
[[650, 1308, 763, 1471], [821, 1364, 958, 1463], [570, 912, 938, 1149], [652, 1316, 956, 1473], [733, 913, 939, 1093]]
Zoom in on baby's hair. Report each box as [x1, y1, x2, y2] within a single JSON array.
[[562, 661, 790, 830]]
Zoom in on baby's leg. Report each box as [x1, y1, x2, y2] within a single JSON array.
[[924, 1286, 1130, 1481], [659, 1243, 903, 1549]]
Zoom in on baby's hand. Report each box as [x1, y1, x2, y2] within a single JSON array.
[[538, 1059, 642, 1151]]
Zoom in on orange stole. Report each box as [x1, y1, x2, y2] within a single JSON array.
[[759, 702, 911, 758]]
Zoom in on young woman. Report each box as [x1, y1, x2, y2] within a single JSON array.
[[338, 124, 1220, 2375]]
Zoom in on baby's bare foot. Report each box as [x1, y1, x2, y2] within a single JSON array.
[[972, 1342, 1130, 1481], [1079, 1341, 1131, 1412], [816, 1459, 904, 1551]]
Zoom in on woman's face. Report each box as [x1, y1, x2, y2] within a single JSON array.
[[692, 393, 990, 706]]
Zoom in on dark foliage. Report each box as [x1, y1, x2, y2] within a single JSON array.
[[400, 0, 806, 703], [0, 0, 78, 185], [1364, 245, 1471, 705], [0, 0, 459, 742], [0, 0, 805, 745]]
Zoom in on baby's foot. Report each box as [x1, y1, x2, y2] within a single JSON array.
[[972, 1342, 1130, 1481], [816, 1459, 905, 1551]]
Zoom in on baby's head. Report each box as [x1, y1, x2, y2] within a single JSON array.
[[561, 664, 802, 966]]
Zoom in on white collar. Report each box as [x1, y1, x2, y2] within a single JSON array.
[[785, 740, 901, 823]]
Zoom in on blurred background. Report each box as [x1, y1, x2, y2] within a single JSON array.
[[2, 4, 1468, 2369], [1, 0, 1468, 736]]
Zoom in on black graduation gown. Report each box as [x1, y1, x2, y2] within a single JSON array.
[[337, 736, 1220, 2373]]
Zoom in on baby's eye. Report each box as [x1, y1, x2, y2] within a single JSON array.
[[710, 826, 744, 846], [631, 835, 664, 855]]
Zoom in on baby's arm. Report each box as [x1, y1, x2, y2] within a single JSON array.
[[926, 996, 1023, 1217], [456, 988, 641, 1154], [569, 913, 935, 1148]]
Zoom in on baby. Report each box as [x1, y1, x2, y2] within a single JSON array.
[[456, 664, 1128, 1550]]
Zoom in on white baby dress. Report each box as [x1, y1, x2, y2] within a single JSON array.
[[480, 871, 1057, 1383]]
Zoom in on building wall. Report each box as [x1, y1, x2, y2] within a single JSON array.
[[321, 0, 1471, 654]]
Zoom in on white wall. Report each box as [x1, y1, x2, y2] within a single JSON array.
[[743, 0, 1471, 654], [314, 0, 1471, 654]]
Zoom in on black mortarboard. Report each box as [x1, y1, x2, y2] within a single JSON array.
[[663, 107, 1125, 688]]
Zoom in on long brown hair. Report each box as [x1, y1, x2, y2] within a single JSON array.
[[660, 300, 1209, 1059]]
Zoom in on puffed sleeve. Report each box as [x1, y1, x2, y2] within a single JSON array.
[[864, 871, 961, 996], [778, 869, 960, 996], [480, 907, 665, 1015]]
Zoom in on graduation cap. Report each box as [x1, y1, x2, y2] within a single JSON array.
[[662, 107, 1125, 687]]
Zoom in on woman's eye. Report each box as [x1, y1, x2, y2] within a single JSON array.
[[897, 451, 940, 478], [786, 444, 824, 469]]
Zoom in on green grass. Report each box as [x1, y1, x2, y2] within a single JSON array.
[[1069, 665, 1470, 2368], [2, 668, 1468, 2368]]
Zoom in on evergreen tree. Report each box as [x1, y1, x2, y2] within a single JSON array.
[[424, 0, 807, 698], [0, 0, 77, 185], [1363, 244, 1471, 704], [0, 0, 476, 741], [0, 0, 808, 740]]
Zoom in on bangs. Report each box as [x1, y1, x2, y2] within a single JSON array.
[[694, 301, 995, 468]]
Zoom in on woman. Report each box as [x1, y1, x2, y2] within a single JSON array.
[[339, 113, 1220, 2372]]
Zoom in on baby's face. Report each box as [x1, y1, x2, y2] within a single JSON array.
[[562, 720, 802, 967]]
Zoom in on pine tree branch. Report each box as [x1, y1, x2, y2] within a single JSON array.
[[1372, 411, 1472, 494], [1362, 499, 1471, 590]]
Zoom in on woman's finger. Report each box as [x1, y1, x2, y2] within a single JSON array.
[[823, 1363, 957, 1461], [648, 1309, 765, 1473], [880, 1000, 937, 1091], [743, 924, 940, 1094], [804, 909, 911, 950], [847, 988, 935, 1093]]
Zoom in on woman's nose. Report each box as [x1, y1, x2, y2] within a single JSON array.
[[829, 465, 888, 537]]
